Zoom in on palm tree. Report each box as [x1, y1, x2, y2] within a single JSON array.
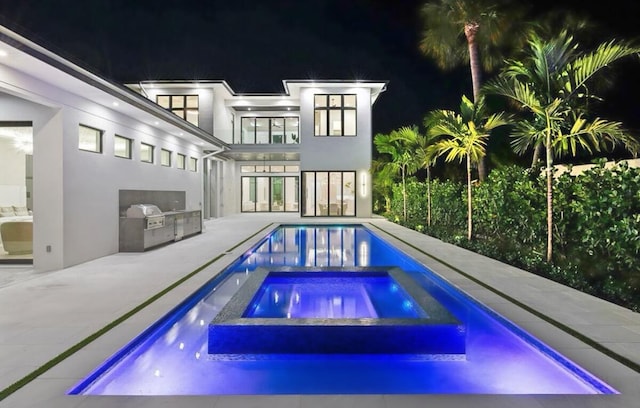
[[510, 14, 599, 166], [484, 31, 640, 262], [373, 131, 419, 223], [370, 157, 395, 214], [419, 0, 526, 181], [426, 95, 510, 240], [392, 125, 441, 227]]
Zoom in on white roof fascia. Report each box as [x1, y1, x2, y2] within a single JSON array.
[[0, 25, 228, 150]]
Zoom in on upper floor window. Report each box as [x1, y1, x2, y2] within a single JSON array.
[[157, 95, 199, 126], [239, 117, 299, 144], [177, 153, 186, 169], [140, 142, 154, 163], [240, 164, 299, 173], [189, 157, 198, 172], [114, 135, 132, 159], [314, 94, 356, 136], [78, 125, 103, 153], [160, 149, 172, 167]]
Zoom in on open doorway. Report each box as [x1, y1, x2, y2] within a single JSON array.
[[0, 121, 33, 264]]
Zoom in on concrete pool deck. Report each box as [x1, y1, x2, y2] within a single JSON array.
[[0, 213, 639, 407]]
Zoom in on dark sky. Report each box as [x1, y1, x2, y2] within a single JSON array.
[[1, 0, 639, 136]]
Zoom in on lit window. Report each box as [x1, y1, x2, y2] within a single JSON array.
[[78, 125, 103, 153], [140, 143, 154, 163], [114, 135, 132, 159], [161, 149, 172, 166], [189, 157, 198, 172], [157, 95, 199, 126], [240, 165, 299, 173], [239, 117, 299, 144], [314, 94, 357, 136], [285, 117, 299, 143], [177, 153, 186, 169]]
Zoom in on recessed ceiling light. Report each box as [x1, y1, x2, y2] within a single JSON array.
[[287, 107, 291, 111], [112, 102, 119, 106], [247, 107, 251, 111], [0, 50, 7, 57], [180, 132, 184, 136], [154, 121, 159, 125]]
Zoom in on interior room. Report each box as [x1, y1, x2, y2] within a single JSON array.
[[0, 122, 33, 263]]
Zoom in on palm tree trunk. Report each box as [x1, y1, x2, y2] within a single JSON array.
[[426, 166, 432, 227], [466, 155, 473, 241], [531, 143, 543, 167], [465, 23, 482, 103], [465, 22, 486, 182], [545, 133, 553, 262]]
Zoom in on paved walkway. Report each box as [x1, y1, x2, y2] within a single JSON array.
[[1, 214, 639, 407]]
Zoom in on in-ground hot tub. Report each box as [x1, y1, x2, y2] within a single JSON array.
[[208, 267, 466, 355]]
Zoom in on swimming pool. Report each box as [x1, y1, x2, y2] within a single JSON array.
[[68, 224, 617, 395]]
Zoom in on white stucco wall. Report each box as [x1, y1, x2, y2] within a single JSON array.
[[212, 86, 234, 143], [0, 66, 204, 271], [298, 86, 373, 217], [60, 105, 203, 268], [219, 160, 237, 217]]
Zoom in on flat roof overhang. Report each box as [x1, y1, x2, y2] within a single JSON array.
[[0, 24, 228, 151], [220, 144, 300, 161]]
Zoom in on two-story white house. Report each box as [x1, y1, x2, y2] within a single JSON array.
[[126, 80, 387, 219], [0, 24, 386, 271]]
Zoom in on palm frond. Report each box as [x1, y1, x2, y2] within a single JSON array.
[[568, 41, 640, 99]]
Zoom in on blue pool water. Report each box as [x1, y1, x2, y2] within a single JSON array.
[[247, 274, 425, 319], [68, 225, 617, 395]]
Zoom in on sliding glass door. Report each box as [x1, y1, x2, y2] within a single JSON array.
[[241, 176, 298, 212], [301, 171, 355, 217]]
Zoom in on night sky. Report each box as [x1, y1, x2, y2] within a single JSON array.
[[1, 0, 640, 137]]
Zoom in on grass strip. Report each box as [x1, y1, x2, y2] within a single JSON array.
[[369, 223, 640, 375], [0, 223, 273, 402]]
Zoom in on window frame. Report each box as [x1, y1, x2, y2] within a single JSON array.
[[301, 170, 356, 217], [140, 142, 155, 164], [239, 116, 299, 144], [188, 157, 198, 172], [156, 94, 199, 126], [78, 124, 103, 153], [241, 175, 299, 213], [176, 153, 186, 170], [160, 148, 172, 167], [114, 135, 132, 159], [314, 94, 357, 137]]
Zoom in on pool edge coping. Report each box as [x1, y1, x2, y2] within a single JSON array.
[[366, 222, 640, 376], [2, 218, 638, 403], [0, 223, 275, 402]]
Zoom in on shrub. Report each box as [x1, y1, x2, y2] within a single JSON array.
[[377, 162, 640, 311]]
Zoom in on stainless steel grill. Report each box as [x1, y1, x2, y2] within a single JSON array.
[[125, 204, 165, 229]]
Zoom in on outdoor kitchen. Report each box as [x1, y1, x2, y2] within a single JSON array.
[[118, 190, 202, 252]]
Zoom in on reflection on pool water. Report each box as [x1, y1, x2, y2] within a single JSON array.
[[68, 225, 617, 395], [246, 273, 426, 319]]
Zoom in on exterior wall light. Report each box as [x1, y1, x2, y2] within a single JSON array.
[[360, 171, 367, 197]]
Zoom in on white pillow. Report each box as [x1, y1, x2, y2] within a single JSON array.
[[0, 206, 15, 217], [13, 206, 30, 216]]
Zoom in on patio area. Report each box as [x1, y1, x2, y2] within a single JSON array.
[[1, 213, 639, 408]]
